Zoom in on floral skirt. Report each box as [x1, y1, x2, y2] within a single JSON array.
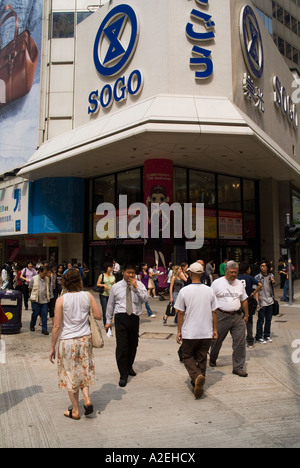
[[57, 335, 95, 393]]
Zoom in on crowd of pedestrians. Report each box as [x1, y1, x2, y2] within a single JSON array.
[[165, 258, 280, 398], [0, 254, 294, 419], [0, 259, 90, 336]]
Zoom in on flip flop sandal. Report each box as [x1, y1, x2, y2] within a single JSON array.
[[84, 404, 94, 416], [64, 408, 80, 420]]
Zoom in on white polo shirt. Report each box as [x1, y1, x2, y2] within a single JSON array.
[[211, 276, 248, 312], [174, 283, 219, 339]]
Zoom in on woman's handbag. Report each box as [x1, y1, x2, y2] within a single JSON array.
[[87, 293, 104, 349], [165, 301, 175, 317], [93, 274, 104, 294], [0, 4, 39, 108]]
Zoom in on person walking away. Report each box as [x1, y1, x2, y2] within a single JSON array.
[[255, 261, 275, 343], [210, 261, 249, 377], [175, 262, 218, 399], [138, 263, 155, 317], [20, 262, 37, 310], [97, 262, 115, 326], [105, 264, 149, 388], [29, 267, 50, 335], [238, 262, 262, 349], [49, 269, 102, 420]]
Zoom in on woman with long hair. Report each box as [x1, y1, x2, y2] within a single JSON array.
[[96, 262, 115, 326], [49, 269, 102, 420]]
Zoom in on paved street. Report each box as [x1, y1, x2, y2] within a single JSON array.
[[1, 283, 300, 448]]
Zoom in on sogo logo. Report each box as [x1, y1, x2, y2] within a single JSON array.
[[88, 5, 143, 115]]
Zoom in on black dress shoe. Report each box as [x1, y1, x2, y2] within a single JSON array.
[[42, 330, 49, 336], [30, 326, 35, 332], [128, 368, 136, 377], [119, 378, 127, 387], [232, 369, 248, 377]]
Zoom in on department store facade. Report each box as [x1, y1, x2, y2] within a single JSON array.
[[1, 0, 299, 282]]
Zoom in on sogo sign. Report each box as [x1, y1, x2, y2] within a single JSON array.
[[273, 76, 299, 129], [88, 4, 144, 115]]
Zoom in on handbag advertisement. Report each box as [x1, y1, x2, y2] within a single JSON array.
[[0, 0, 42, 172]]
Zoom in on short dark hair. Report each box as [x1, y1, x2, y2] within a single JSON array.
[[103, 262, 113, 272], [122, 263, 136, 272], [260, 260, 271, 271], [239, 262, 250, 275], [62, 268, 82, 292]]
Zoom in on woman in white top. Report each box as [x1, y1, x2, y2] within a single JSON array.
[[49, 269, 102, 420]]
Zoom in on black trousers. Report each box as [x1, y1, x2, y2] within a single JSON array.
[[115, 313, 140, 379]]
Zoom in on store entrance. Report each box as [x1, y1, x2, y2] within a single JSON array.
[[91, 243, 144, 283]]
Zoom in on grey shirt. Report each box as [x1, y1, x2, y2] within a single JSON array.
[[255, 273, 275, 307]]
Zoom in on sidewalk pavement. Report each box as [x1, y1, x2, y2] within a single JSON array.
[[1, 282, 300, 448]]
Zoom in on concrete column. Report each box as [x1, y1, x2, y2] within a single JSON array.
[[259, 178, 280, 270]]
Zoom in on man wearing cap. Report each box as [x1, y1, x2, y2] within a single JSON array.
[[209, 260, 249, 377], [175, 262, 219, 399]]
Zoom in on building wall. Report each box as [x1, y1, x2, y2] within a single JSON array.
[[231, 0, 299, 162]]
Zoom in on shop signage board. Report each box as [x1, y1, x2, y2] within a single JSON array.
[[0, 181, 30, 236]]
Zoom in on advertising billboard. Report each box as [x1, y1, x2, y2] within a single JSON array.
[[0, 0, 43, 172]]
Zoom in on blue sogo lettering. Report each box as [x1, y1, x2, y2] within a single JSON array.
[[186, 0, 215, 80], [88, 70, 143, 115]]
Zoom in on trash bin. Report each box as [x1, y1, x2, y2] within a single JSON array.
[[0, 290, 23, 334]]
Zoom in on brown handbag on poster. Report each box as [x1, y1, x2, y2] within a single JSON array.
[[0, 4, 39, 108]]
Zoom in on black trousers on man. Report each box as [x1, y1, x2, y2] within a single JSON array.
[[115, 313, 140, 380]]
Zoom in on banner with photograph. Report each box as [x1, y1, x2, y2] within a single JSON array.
[[0, 0, 43, 172]]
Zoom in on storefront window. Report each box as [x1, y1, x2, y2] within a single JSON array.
[[218, 175, 241, 211], [94, 175, 115, 209], [243, 179, 256, 212], [189, 170, 216, 207], [117, 169, 141, 207], [52, 12, 75, 38], [174, 167, 187, 205]]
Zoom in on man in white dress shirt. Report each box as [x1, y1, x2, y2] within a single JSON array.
[[106, 264, 149, 387]]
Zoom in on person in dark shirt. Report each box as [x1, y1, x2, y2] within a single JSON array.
[[238, 262, 262, 349]]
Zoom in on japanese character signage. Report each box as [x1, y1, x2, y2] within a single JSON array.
[[186, 0, 215, 80]]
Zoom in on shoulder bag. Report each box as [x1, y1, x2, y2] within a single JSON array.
[[87, 292, 104, 348], [0, 4, 39, 107], [93, 274, 104, 294], [271, 279, 280, 316]]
